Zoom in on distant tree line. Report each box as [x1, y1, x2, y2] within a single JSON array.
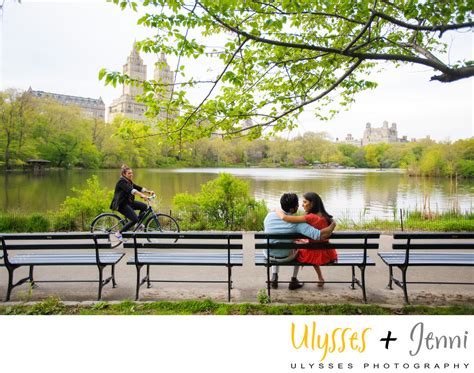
[[1, 89, 473, 178]]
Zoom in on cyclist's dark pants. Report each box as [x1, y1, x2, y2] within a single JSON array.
[[118, 201, 147, 232]]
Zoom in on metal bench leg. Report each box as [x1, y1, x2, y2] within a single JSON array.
[[111, 265, 117, 288], [359, 266, 367, 303], [135, 265, 143, 301], [97, 265, 105, 301], [387, 266, 393, 289], [227, 266, 232, 302], [401, 266, 410, 304], [5, 267, 16, 302], [28, 265, 37, 288], [266, 266, 271, 301], [350, 266, 356, 289], [146, 265, 151, 288]]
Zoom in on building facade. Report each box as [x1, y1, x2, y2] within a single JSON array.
[[362, 121, 398, 146], [108, 43, 148, 122], [340, 121, 408, 146], [341, 133, 362, 146], [108, 45, 177, 123], [28, 88, 105, 120]]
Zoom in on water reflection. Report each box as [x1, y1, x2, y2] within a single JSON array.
[[1, 168, 472, 220]]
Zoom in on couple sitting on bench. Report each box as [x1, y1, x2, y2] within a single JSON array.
[[264, 192, 337, 290]]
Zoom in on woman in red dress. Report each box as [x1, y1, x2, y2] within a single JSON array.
[[274, 192, 337, 287]]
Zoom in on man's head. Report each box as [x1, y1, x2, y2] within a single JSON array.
[[280, 193, 299, 213]]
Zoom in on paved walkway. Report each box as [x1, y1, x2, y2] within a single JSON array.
[[0, 234, 473, 306]]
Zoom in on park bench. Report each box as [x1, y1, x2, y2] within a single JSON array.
[[255, 232, 380, 303], [123, 232, 243, 301], [378, 232, 474, 304], [0, 233, 125, 301]]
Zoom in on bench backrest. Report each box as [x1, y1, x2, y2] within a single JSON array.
[[255, 232, 380, 250], [123, 232, 243, 253], [393, 232, 474, 250], [392, 232, 474, 266], [255, 231, 380, 266], [0, 232, 112, 265]]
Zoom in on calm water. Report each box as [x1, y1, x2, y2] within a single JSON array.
[[1, 168, 472, 220]]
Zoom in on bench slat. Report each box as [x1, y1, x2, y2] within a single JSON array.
[[393, 232, 474, 239], [127, 252, 243, 265], [255, 243, 378, 250], [255, 232, 380, 239], [379, 252, 474, 266], [5, 243, 112, 250], [393, 243, 474, 250], [10, 253, 125, 265], [123, 242, 242, 250], [123, 232, 243, 239], [255, 252, 375, 266], [0, 233, 110, 240]]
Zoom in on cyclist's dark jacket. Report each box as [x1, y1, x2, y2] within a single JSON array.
[[110, 176, 144, 211]]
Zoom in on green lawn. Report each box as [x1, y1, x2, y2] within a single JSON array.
[[1, 297, 472, 315]]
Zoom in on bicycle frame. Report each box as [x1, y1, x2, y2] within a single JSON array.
[[123, 200, 162, 233]]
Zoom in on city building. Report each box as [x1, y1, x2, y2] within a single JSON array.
[[28, 88, 105, 120], [341, 133, 362, 146], [340, 121, 407, 146], [362, 121, 398, 145], [108, 43, 148, 122], [108, 44, 176, 123]]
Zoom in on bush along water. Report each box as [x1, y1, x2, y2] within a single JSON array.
[[173, 173, 268, 231]]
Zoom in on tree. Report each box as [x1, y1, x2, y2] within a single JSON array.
[[103, 0, 473, 143], [0, 89, 32, 169]]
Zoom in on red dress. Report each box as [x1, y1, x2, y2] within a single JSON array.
[[297, 213, 338, 265]]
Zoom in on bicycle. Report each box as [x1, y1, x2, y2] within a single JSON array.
[[90, 194, 180, 248]]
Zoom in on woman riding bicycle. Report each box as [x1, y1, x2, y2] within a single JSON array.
[[110, 165, 155, 241]]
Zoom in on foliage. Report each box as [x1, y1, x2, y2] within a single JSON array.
[[1, 88, 473, 178], [338, 210, 474, 232], [173, 173, 267, 230], [102, 0, 473, 142], [257, 289, 270, 304], [0, 211, 49, 232], [1, 299, 473, 315], [58, 175, 113, 230]]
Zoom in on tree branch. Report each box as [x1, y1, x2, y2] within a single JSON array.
[[217, 59, 363, 136], [371, 10, 474, 35], [175, 36, 249, 133]]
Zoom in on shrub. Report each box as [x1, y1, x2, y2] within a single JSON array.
[[58, 175, 113, 230], [0, 212, 28, 232], [25, 213, 50, 232], [173, 173, 267, 231]]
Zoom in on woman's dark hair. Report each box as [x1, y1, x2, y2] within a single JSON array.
[[303, 192, 333, 221], [280, 193, 299, 213]]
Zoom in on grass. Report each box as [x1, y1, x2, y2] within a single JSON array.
[[1, 210, 473, 232], [338, 211, 474, 232], [1, 297, 473, 315]]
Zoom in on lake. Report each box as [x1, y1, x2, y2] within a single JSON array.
[[1, 168, 472, 221]]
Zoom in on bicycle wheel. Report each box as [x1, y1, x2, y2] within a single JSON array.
[[90, 213, 124, 248], [145, 213, 180, 243]]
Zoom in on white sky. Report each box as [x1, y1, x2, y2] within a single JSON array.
[[1, 0, 473, 142]]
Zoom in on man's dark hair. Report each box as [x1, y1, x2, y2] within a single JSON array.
[[280, 193, 299, 213]]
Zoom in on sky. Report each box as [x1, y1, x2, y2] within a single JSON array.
[[1, 0, 473, 142]]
